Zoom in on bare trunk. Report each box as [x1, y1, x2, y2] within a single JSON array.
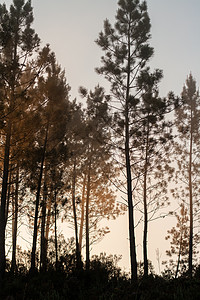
[[175, 232, 183, 279], [143, 123, 149, 278], [79, 173, 86, 253], [143, 164, 148, 277], [11, 166, 19, 274], [125, 21, 137, 283], [0, 24, 19, 282], [40, 167, 47, 271], [125, 126, 137, 282], [54, 191, 58, 271], [30, 124, 48, 273], [188, 120, 193, 277], [72, 159, 81, 268], [85, 160, 91, 270], [0, 121, 11, 282], [5, 167, 12, 227], [44, 196, 52, 260]]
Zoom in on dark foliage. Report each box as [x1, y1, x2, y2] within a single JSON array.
[[1, 254, 200, 300]]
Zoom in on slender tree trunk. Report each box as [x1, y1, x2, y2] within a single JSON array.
[[85, 160, 91, 270], [0, 25, 18, 282], [143, 164, 148, 277], [188, 117, 193, 277], [72, 159, 81, 268], [0, 121, 11, 282], [79, 173, 86, 253], [54, 191, 58, 271], [143, 124, 149, 278], [125, 125, 137, 283], [30, 124, 48, 273], [125, 20, 137, 283], [5, 167, 12, 227], [175, 232, 183, 279], [11, 166, 19, 274], [40, 167, 47, 271], [44, 196, 52, 262]]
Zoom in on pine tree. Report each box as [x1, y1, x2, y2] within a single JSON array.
[[29, 55, 71, 272], [96, 0, 154, 282], [165, 204, 189, 277], [173, 74, 200, 277], [134, 69, 174, 277], [0, 0, 40, 281], [68, 85, 122, 269]]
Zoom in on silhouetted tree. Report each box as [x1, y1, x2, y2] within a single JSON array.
[[30, 55, 71, 272], [78, 86, 121, 269], [96, 0, 155, 282], [0, 0, 41, 281], [173, 74, 200, 277], [134, 69, 174, 277]]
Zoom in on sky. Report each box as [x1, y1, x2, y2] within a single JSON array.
[[30, 0, 200, 100], [3, 0, 200, 273]]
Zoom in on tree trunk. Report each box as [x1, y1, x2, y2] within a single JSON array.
[[30, 123, 48, 273], [188, 114, 193, 277], [11, 166, 19, 274], [125, 22, 137, 283], [40, 167, 47, 271], [54, 191, 58, 271], [143, 164, 148, 277], [125, 126, 137, 283], [0, 18, 21, 281], [72, 159, 81, 268], [175, 232, 183, 279], [79, 173, 86, 253], [0, 121, 11, 282], [44, 196, 52, 263], [143, 123, 149, 278], [85, 160, 91, 270], [5, 167, 12, 227]]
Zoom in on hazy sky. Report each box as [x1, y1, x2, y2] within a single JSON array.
[[3, 0, 200, 272], [30, 0, 200, 99]]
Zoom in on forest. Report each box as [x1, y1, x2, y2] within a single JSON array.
[[0, 0, 200, 299]]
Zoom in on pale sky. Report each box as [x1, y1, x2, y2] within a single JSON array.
[[30, 0, 200, 99], [3, 0, 200, 273]]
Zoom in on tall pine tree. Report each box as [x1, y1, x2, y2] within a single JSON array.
[[96, 0, 154, 282], [173, 74, 200, 277], [0, 0, 40, 281]]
